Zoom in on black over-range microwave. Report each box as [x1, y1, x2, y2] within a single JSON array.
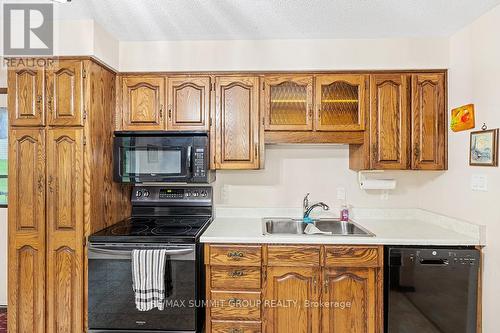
[[113, 131, 215, 183]]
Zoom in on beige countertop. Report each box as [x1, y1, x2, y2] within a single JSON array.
[[200, 207, 485, 246]]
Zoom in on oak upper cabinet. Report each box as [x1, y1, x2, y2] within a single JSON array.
[[46, 60, 84, 126], [322, 268, 377, 333], [370, 74, 410, 169], [411, 73, 447, 170], [262, 75, 314, 131], [166, 76, 210, 131], [264, 266, 320, 333], [214, 76, 261, 169], [8, 129, 46, 333], [121, 76, 166, 130], [315, 74, 366, 131], [8, 67, 45, 126], [46, 128, 84, 333]]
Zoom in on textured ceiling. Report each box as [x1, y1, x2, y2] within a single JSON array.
[[50, 0, 500, 41]]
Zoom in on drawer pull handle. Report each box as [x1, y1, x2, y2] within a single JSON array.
[[229, 270, 245, 277], [228, 329, 243, 333], [227, 251, 244, 259], [228, 297, 242, 305]]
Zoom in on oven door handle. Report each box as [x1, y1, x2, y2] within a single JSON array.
[[88, 246, 195, 260]]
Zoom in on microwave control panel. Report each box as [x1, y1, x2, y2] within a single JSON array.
[[193, 148, 207, 178]]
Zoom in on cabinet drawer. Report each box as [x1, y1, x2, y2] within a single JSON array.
[[324, 246, 382, 267], [211, 320, 262, 333], [210, 291, 261, 320], [211, 266, 261, 289], [267, 245, 320, 266], [210, 245, 262, 266]]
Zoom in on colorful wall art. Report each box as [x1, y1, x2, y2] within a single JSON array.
[[470, 129, 499, 166], [451, 104, 475, 132]]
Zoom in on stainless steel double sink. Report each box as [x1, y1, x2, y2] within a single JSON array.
[[262, 218, 375, 236]]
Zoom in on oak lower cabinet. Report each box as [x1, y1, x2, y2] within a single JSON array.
[[8, 129, 46, 333], [205, 244, 383, 333], [213, 76, 262, 169], [264, 266, 320, 333], [8, 58, 131, 333], [322, 268, 377, 333]]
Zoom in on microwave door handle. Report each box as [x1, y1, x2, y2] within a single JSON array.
[[187, 146, 193, 175]]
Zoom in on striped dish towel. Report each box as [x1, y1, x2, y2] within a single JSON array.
[[131, 249, 169, 311]]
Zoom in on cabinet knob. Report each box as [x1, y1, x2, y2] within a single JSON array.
[[48, 175, 54, 193], [159, 104, 164, 118]]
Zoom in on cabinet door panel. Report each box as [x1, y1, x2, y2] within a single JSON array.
[[315, 75, 366, 131], [122, 76, 165, 130], [46, 128, 84, 333], [46, 60, 83, 126], [215, 76, 260, 169], [370, 74, 410, 169], [263, 75, 313, 131], [264, 266, 320, 333], [8, 68, 45, 126], [167, 76, 210, 130], [411, 73, 446, 170], [322, 268, 377, 333], [8, 129, 46, 333]]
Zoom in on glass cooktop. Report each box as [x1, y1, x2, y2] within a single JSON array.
[[88, 216, 212, 243]]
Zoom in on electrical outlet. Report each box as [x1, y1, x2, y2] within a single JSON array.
[[380, 190, 389, 201], [471, 175, 488, 191], [336, 187, 346, 200]]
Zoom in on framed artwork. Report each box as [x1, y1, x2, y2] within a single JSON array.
[[451, 104, 475, 132], [470, 129, 498, 166]]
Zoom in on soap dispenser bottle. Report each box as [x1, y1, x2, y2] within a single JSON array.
[[340, 201, 349, 222]]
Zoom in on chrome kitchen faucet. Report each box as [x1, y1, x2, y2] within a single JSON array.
[[302, 193, 330, 222]]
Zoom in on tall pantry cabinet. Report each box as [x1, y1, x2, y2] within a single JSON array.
[[8, 57, 131, 333]]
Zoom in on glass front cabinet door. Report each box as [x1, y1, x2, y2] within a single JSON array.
[[263, 76, 313, 131], [315, 74, 367, 131]]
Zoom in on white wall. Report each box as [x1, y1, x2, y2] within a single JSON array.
[[418, 5, 500, 331], [213, 145, 431, 210], [119, 37, 449, 71]]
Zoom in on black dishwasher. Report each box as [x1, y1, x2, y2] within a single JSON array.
[[385, 247, 480, 333]]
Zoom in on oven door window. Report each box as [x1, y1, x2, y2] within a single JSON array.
[[88, 247, 197, 331], [121, 146, 190, 181]]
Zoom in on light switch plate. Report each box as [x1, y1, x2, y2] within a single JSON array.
[[471, 175, 488, 191]]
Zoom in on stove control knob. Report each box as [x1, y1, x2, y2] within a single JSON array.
[[193, 191, 199, 197], [186, 191, 191, 197], [143, 190, 150, 197], [136, 190, 142, 197], [201, 190, 207, 197]]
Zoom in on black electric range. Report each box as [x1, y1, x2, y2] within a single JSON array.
[[87, 186, 212, 333]]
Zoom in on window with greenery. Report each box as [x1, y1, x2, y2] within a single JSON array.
[[0, 106, 7, 206]]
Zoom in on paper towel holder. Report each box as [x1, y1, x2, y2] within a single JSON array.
[[357, 170, 397, 190]]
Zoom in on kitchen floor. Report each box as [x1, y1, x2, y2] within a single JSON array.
[[0, 308, 6, 333]]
